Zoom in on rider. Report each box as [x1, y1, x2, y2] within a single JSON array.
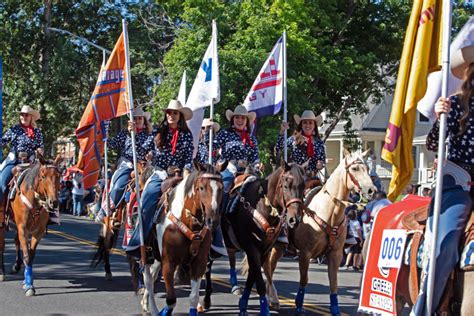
[[276, 110, 326, 177], [96, 108, 154, 222], [196, 118, 220, 165], [411, 45, 474, 315], [0, 106, 44, 204], [125, 100, 194, 257]]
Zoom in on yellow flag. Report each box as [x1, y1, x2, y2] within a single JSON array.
[[382, 0, 443, 201]]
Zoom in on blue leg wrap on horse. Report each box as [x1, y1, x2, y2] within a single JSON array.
[[230, 268, 238, 286], [24, 265, 33, 286], [189, 308, 197, 316], [295, 287, 305, 308], [330, 293, 340, 315], [239, 288, 251, 311], [259, 296, 270, 316], [158, 306, 172, 316]]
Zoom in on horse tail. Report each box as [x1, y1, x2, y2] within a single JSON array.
[[90, 221, 117, 268], [240, 255, 249, 277]]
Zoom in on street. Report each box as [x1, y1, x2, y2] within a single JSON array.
[[0, 214, 362, 315]]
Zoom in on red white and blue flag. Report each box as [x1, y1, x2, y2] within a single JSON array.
[[76, 33, 129, 189], [243, 37, 283, 118]]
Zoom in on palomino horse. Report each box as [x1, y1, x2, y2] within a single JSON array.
[[263, 149, 376, 315], [141, 162, 226, 316], [1, 155, 61, 296], [217, 161, 306, 316]]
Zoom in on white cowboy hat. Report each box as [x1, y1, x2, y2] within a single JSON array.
[[202, 118, 220, 133], [162, 100, 193, 120], [132, 108, 151, 121], [19, 105, 40, 122], [451, 44, 474, 79], [293, 110, 323, 126], [225, 105, 256, 123]]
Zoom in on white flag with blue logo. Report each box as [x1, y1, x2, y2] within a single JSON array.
[[186, 20, 220, 155], [178, 70, 187, 106], [243, 37, 283, 118]]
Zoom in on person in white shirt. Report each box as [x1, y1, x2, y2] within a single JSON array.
[[72, 171, 84, 216]]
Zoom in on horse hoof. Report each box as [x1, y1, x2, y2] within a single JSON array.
[[105, 273, 112, 281], [197, 304, 205, 313], [295, 307, 306, 316], [231, 285, 241, 295], [25, 288, 36, 297], [239, 311, 249, 316]]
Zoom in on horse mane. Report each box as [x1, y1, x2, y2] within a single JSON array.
[[24, 162, 42, 190]]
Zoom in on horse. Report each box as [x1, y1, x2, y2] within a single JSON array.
[[1, 155, 62, 296], [141, 161, 226, 316], [263, 149, 376, 315]]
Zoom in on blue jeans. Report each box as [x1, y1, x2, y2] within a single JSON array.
[[221, 168, 235, 211], [126, 171, 163, 254], [412, 174, 472, 315], [104, 161, 133, 212], [72, 194, 84, 216], [0, 154, 16, 203]]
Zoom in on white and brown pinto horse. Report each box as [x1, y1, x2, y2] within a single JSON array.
[[263, 149, 376, 315], [141, 162, 225, 316]]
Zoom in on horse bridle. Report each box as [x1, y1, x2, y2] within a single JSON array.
[[344, 157, 365, 192], [279, 173, 303, 212], [21, 164, 60, 211]]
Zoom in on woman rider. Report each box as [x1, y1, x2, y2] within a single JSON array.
[[411, 45, 474, 315], [125, 100, 194, 257], [276, 110, 326, 177], [196, 118, 220, 165], [0, 106, 44, 204], [96, 108, 154, 222]]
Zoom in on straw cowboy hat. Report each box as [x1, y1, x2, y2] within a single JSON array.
[[162, 100, 193, 120], [293, 110, 323, 126], [225, 105, 256, 123], [132, 107, 151, 121], [451, 44, 474, 79], [19, 105, 40, 122], [202, 118, 220, 133]]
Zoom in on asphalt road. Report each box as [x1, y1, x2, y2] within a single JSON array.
[[0, 214, 363, 315]]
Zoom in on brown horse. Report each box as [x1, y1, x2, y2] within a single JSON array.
[[3, 155, 61, 296], [263, 149, 376, 315], [141, 162, 226, 315]]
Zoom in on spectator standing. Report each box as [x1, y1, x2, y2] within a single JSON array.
[[72, 171, 84, 216]]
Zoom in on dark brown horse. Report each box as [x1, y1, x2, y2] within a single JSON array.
[[141, 162, 226, 315], [214, 161, 306, 316], [2, 155, 61, 296]]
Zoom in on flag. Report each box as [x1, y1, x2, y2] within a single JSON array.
[[0, 56, 3, 161], [178, 70, 187, 106], [76, 33, 129, 189], [243, 37, 284, 118], [417, 17, 474, 121], [186, 20, 220, 156], [382, 0, 443, 201]]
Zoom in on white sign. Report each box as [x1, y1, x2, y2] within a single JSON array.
[[377, 229, 407, 269]]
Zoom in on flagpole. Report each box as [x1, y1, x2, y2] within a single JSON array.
[[426, 0, 452, 313], [122, 19, 145, 266], [283, 30, 288, 162], [101, 50, 111, 220], [208, 100, 214, 165]]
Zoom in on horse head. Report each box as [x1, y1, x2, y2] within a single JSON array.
[[266, 160, 306, 229], [189, 160, 227, 233], [342, 148, 377, 200], [35, 155, 62, 211]]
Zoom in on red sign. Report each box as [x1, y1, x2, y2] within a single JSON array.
[[358, 195, 431, 315]]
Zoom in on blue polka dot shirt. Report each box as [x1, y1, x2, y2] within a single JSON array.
[[426, 95, 474, 166], [151, 128, 194, 171], [107, 129, 154, 162], [0, 124, 44, 157], [276, 134, 326, 171], [213, 128, 259, 165]]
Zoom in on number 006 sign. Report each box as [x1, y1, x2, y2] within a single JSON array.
[[377, 229, 407, 269]]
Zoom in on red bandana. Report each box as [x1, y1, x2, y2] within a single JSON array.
[[170, 128, 179, 155], [21, 124, 35, 139], [235, 128, 254, 148], [303, 133, 314, 157], [136, 127, 145, 134]]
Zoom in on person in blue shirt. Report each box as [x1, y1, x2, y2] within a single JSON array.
[[96, 108, 154, 222], [0, 106, 44, 204], [126, 100, 194, 256], [412, 45, 474, 315]]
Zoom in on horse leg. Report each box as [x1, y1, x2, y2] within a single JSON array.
[[158, 259, 177, 315], [141, 261, 160, 314], [17, 225, 35, 296], [11, 233, 23, 274], [295, 250, 311, 315], [203, 258, 214, 310], [0, 212, 5, 281], [263, 243, 285, 310], [103, 246, 112, 281], [327, 248, 344, 316], [228, 247, 241, 295]]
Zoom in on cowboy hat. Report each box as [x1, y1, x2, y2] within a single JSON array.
[[225, 105, 256, 123], [451, 44, 474, 79], [132, 108, 151, 121], [162, 100, 193, 121], [293, 110, 323, 126], [19, 105, 40, 122], [202, 118, 220, 133]]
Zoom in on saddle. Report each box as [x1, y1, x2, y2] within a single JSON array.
[[8, 165, 31, 201], [229, 173, 253, 195]]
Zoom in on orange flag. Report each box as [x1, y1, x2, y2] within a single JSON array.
[[381, 0, 443, 201], [76, 33, 129, 189]]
